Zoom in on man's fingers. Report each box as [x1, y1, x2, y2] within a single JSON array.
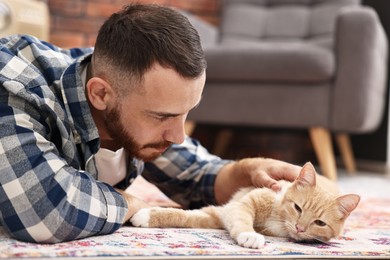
[[251, 171, 281, 191], [274, 164, 301, 181], [251, 163, 301, 191]]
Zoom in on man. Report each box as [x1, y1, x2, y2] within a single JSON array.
[[0, 4, 300, 243]]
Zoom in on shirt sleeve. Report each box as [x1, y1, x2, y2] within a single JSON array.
[[142, 137, 232, 209], [0, 106, 127, 243]]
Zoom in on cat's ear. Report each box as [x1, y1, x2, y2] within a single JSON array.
[[337, 194, 360, 216], [295, 162, 316, 188]]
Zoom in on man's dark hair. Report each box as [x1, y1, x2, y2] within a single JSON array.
[[92, 4, 206, 93]]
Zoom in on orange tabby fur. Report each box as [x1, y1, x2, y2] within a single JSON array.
[[131, 162, 360, 248]]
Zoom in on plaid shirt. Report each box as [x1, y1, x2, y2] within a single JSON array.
[[0, 35, 230, 243]]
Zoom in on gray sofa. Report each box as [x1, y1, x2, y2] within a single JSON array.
[[185, 0, 388, 180]]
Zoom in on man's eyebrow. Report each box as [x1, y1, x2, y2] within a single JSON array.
[[146, 98, 202, 118], [146, 111, 181, 118]]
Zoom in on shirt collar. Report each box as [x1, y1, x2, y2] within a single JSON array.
[[60, 53, 100, 145]]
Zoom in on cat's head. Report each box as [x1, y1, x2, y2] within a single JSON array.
[[279, 162, 360, 243]]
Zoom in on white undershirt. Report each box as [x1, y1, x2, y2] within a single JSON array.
[[95, 148, 127, 186], [81, 63, 127, 186]]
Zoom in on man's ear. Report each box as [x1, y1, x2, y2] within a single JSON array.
[[86, 77, 115, 110]]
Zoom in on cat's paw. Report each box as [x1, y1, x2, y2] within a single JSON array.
[[130, 208, 151, 227], [236, 232, 265, 249]]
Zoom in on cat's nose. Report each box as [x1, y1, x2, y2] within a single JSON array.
[[295, 224, 305, 233]]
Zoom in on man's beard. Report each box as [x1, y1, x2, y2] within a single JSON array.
[[104, 105, 172, 162]]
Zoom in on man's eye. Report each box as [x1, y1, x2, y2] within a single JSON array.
[[155, 116, 168, 122]]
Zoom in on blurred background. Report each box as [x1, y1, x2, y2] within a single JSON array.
[[1, 0, 389, 174]]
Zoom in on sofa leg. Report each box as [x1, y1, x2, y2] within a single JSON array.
[[335, 133, 356, 174], [309, 127, 337, 181]]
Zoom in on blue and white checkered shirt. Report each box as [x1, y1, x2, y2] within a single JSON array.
[[0, 35, 230, 243]]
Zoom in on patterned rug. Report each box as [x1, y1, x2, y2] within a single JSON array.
[[1, 174, 389, 259]]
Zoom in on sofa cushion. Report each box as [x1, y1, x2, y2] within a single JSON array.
[[221, 0, 360, 40], [222, 4, 310, 39], [204, 40, 334, 83]]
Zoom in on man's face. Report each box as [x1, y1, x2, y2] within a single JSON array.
[[104, 64, 205, 161]]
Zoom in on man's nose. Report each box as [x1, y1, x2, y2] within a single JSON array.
[[163, 117, 186, 144]]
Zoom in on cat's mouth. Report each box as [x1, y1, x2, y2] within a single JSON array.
[[295, 238, 325, 244], [289, 231, 329, 244]]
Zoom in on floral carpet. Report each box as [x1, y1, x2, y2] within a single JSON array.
[[0, 174, 389, 259]]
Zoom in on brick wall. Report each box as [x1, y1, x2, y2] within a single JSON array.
[[48, 0, 221, 48]]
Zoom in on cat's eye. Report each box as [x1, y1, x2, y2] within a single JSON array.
[[294, 203, 302, 213], [314, 220, 326, 227]]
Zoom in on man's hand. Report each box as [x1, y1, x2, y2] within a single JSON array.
[[115, 189, 151, 223], [237, 158, 300, 191], [215, 158, 301, 204]]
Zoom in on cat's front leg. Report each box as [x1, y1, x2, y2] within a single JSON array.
[[131, 208, 152, 227], [131, 206, 222, 229], [131, 207, 187, 228], [222, 202, 266, 249], [236, 232, 265, 249]]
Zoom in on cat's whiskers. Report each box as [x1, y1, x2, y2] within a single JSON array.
[[276, 221, 320, 242], [299, 233, 331, 245], [254, 220, 331, 245], [283, 221, 300, 238], [283, 222, 330, 244]]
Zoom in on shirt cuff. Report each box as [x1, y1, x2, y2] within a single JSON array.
[[200, 159, 232, 206], [97, 183, 127, 235]]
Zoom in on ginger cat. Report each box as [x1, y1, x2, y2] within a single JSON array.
[[131, 162, 360, 249]]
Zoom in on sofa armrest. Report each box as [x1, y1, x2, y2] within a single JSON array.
[[331, 6, 388, 133]]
